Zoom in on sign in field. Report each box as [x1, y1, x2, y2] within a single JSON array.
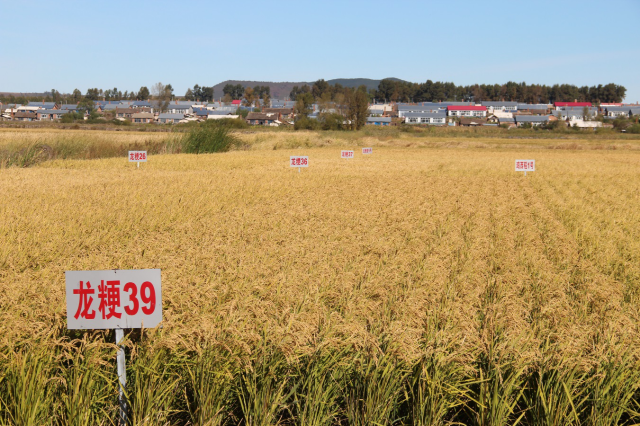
[[362, 147, 372, 154], [65, 269, 162, 330], [290, 156, 309, 167], [128, 151, 147, 163], [515, 159, 535, 175], [341, 150, 354, 159]]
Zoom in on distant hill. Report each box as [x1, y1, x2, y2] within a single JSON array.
[[326, 78, 405, 91], [211, 78, 405, 100]]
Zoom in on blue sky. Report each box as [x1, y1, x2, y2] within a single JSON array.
[[2, 0, 639, 101]]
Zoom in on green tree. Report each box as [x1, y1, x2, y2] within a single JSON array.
[[243, 87, 255, 107], [294, 92, 314, 117], [185, 88, 194, 101], [85, 88, 100, 100], [71, 89, 82, 102], [345, 89, 368, 130], [152, 82, 173, 112], [312, 79, 330, 99], [137, 86, 150, 100]]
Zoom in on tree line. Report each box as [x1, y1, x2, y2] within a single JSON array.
[[1, 79, 627, 108], [373, 79, 627, 104]]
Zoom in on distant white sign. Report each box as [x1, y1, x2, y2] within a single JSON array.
[[341, 150, 354, 159], [515, 159, 535, 174], [66, 269, 162, 329], [290, 156, 309, 168], [362, 147, 372, 154], [128, 151, 147, 162]]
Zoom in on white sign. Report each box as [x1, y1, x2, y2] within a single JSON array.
[[362, 147, 372, 154], [341, 150, 354, 159], [128, 151, 147, 162], [65, 269, 162, 329], [515, 159, 535, 173], [290, 156, 309, 167]]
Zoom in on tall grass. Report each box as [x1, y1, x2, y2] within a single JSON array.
[[0, 131, 182, 167]]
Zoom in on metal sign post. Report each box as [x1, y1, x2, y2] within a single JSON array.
[[115, 329, 127, 425]]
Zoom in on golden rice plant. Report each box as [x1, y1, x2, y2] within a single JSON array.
[[0, 128, 640, 424]]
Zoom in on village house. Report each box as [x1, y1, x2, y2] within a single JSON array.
[[517, 103, 552, 114], [366, 116, 391, 126], [271, 99, 296, 108], [554, 101, 592, 111], [0, 104, 20, 120], [17, 105, 41, 113], [604, 106, 640, 118], [459, 117, 489, 126], [59, 104, 79, 112], [515, 115, 550, 127], [498, 117, 517, 128], [447, 105, 487, 117], [397, 103, 456, 117], [403, 112, 447, 125], [555, 108, 598, 121], [166, 104, 192, 115], [263, 108, 294, 119], [131, 112, 154, 124], [115, 108, 137, 119], [246, 112, 279, 126], [37, 109, 68, 121], [27, 101, 58, 109], [207, 113, 240, 121], [14, 112, 37, 121], [131, 101, 152, 109], [157, 113, 184, 124], [481, 101, 518, 112]]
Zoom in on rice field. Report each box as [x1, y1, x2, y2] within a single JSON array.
[[1, 128, 640, 425]]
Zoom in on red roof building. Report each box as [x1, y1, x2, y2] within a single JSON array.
[[554, 102, 592, 107], [232, 100, 241, 105]]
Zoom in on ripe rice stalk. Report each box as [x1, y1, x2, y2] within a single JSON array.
[[291, 349, 346, 426], [408, 352, 469, 426], [57, 340, 116, 426], [234, 340, 295, 426], [524, 357, 589, 426], [585, 354, 640, 426], [0, 347, 56, 426], [185, 345, 237, 426], [344, 348, 409, 426], [126, 343, 181, 426]]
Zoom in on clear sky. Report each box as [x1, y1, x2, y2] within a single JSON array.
[[2, 0, 639, 101]]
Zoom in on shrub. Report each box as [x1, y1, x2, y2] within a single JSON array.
[[182, 122, 238, 154], [294, 116, 319, 131], [319, 113, 345, 131], [626, 124, 640, 134]]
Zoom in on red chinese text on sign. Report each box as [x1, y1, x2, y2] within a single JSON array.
[[341, 150, 354, 158], [290, 156, 309, 168], [128, 151, 148, 163], [515, 159, 535, 172], [66, 270, 161, 329]]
